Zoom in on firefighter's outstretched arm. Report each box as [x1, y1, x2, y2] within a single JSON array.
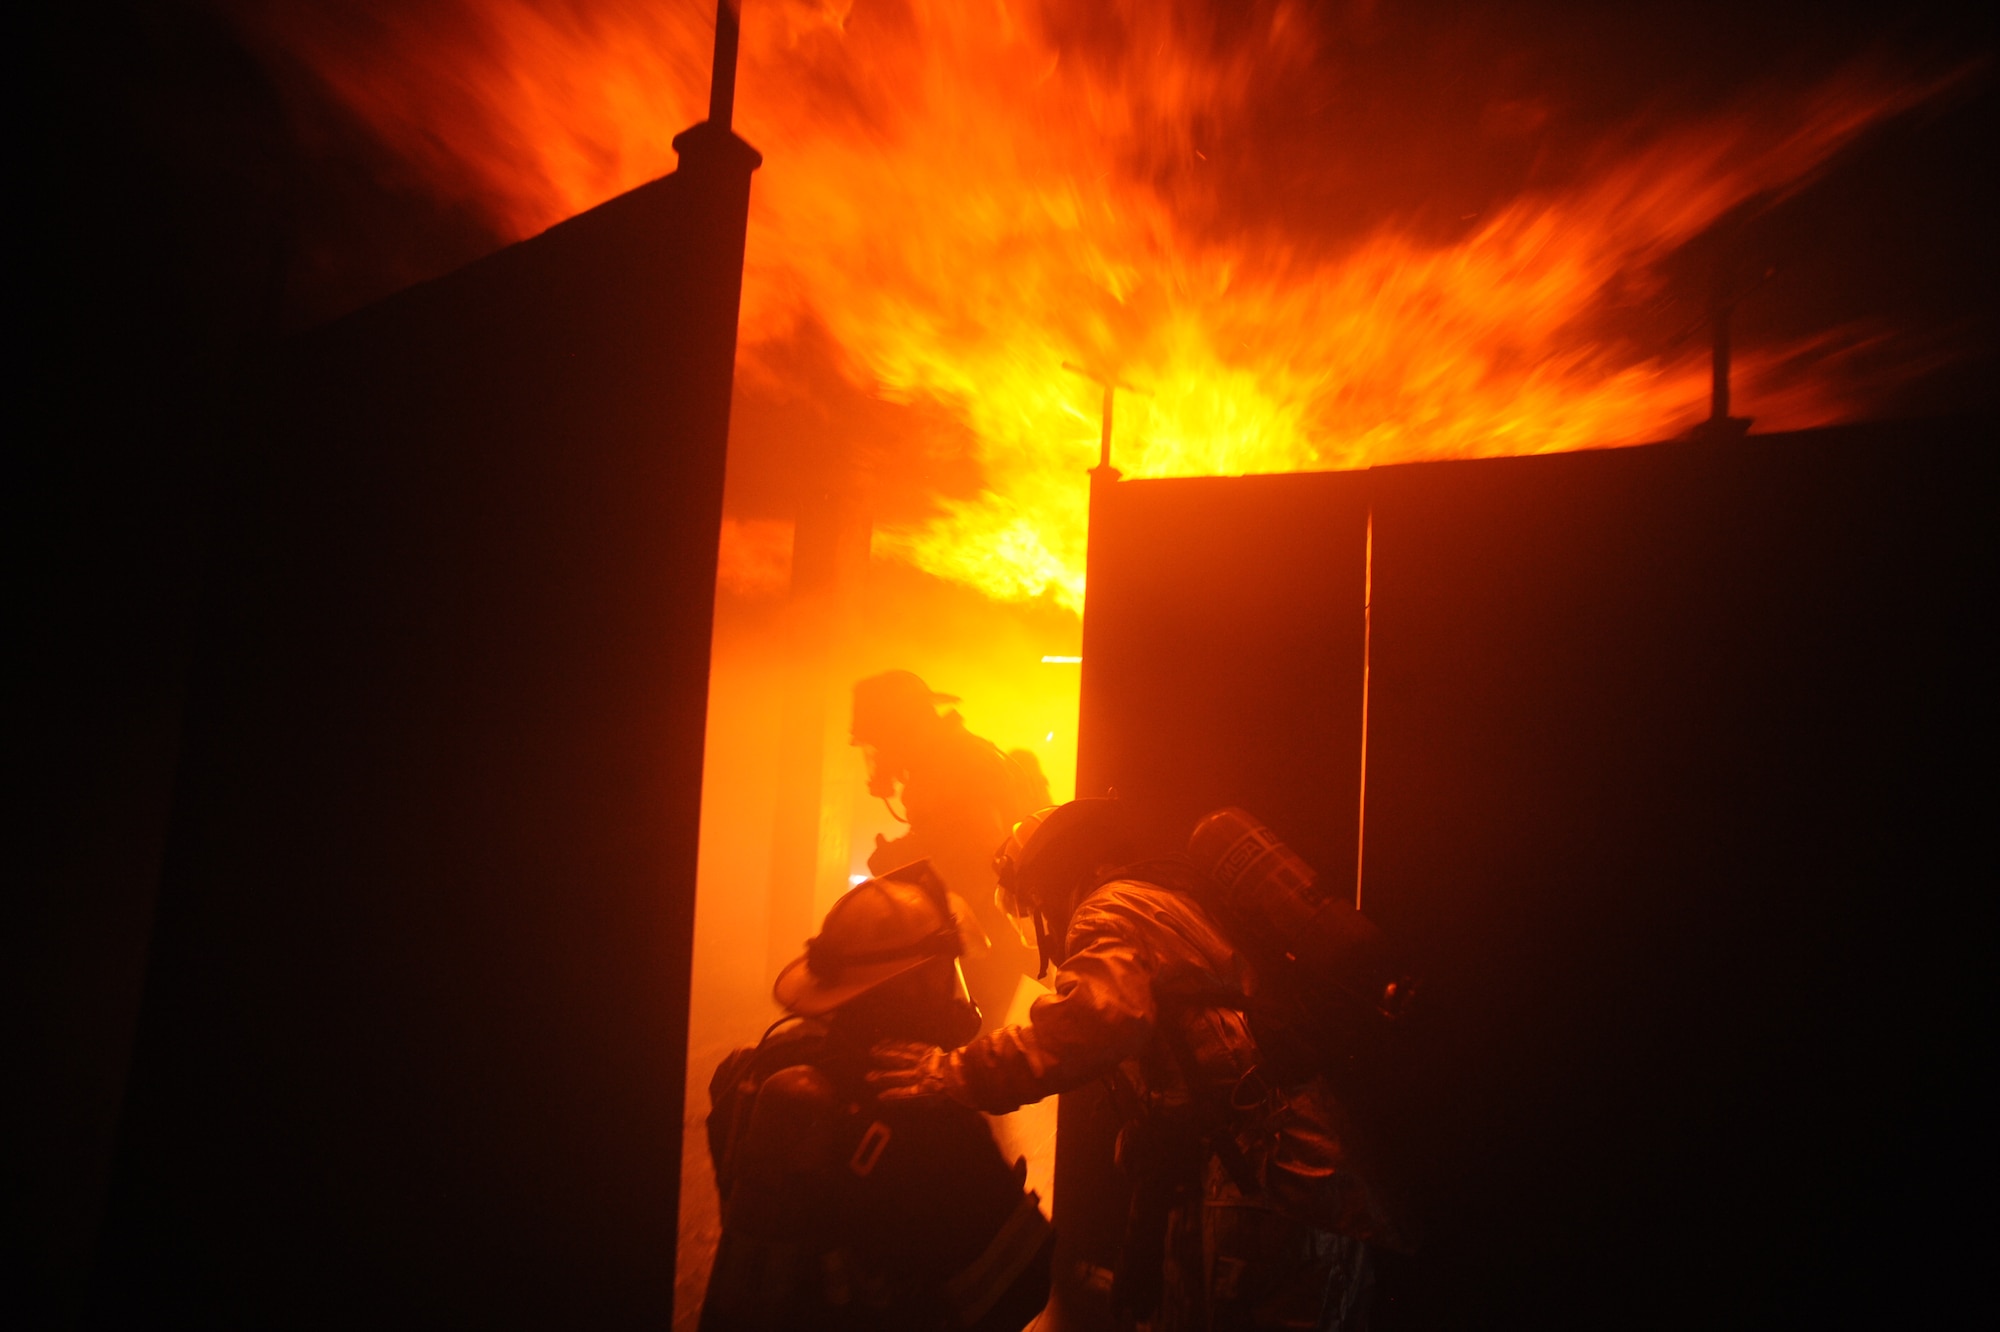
[[871, 887, 1161, 1112]]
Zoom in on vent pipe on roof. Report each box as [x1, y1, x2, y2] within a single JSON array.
[[710, 1, 742, 132]]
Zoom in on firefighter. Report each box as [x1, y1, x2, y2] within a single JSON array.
[[849, 670, 1037, 1029], [869, 799, 1411, 1332], [699, 861, 1053, 1332]]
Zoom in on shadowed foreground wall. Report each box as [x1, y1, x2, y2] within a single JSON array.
[[88, 125, 757, 1326], [1058, 469, 1372, 1316], [1077, 469, 1372, 874], [1074, 420, 1992, 1326]]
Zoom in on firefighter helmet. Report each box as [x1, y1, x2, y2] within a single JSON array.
[[850, 670, 958, 747], [773, 860, 964, 1017], [992, 797, 1137, 972]]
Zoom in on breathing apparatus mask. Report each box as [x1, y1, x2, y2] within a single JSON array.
[[850, 671, 957, 805], [859, 744, 900, 801], [993, 815, 1058, 978]]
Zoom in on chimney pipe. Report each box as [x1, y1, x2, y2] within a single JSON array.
[[1710, 295, 1733, 424], [709, 1, 741, 130], [1689, 223, 1753, 442]]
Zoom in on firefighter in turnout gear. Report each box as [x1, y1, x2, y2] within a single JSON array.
[[850, 670, 1040, 1031], [869, 800, 1413, 1331], [699, 861, 1054, 1332]]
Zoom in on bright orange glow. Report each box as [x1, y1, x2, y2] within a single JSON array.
[[240, 1, 1943, 613], [240, 11, 1963, 1320], [714, 517, 795, 597]]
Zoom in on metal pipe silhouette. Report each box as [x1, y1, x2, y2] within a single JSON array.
[[1062, 361, 1146, 476], [710, 1, 742, 130]]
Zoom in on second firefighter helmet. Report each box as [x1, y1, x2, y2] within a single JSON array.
[[992, 796, 1137, 971], [849, 670, 957, 748]]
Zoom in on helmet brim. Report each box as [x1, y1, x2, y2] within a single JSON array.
[[771, 949, 937, 1017]]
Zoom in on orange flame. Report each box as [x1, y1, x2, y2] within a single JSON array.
[[238, 0, 1939, 610]]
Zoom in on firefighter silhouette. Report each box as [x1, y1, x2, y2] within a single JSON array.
[[871, 800, 1416, 1331], [849, 670, 1037, 1030], [701, 861, 1052, 1331]]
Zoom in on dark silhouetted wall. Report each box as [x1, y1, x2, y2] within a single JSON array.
[[1077, 469, 1372, 873], [1060, 468, 1370, 1318], [1074, 420, 1991, 1326], [87, 124, 758, 1326]]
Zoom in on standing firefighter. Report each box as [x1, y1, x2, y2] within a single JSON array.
[[871, 800, 1415, 1332], [850, 670, 1039, 1028], [700, 861, 1053, 1332]]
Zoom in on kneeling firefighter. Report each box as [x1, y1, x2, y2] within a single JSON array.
[[700, 861, 1054, 1332], [869, 800, 1417, 1332]]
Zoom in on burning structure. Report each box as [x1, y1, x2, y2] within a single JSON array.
[[18, 1, 1992, 1328]]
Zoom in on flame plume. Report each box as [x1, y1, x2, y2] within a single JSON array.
[[236, 0, 1941, 609]]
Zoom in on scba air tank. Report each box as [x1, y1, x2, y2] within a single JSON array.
[[1187, 807, 1411, 1023], [1189, 807, 1334, 925]]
